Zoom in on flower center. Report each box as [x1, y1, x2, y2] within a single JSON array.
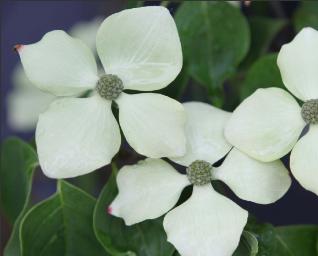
[[301, 99, 318, 124], [186, 160, 212, 186], [96, 74, 124, 100]]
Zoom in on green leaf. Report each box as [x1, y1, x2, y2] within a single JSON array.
[[246, 217, 318, 255], [242, 16, 286, 67], [233, 231, 258, 256], [1, 138, 38, 256], [0, 137, 37, 223], [20, 181, 107, 256], [245, 218, 278, 255], [274, 225, 318, 256], [93, 166, 175, 256], [240, 53, 284, 100], [175, 1, 250, 91], [294, 1, 318, 32]]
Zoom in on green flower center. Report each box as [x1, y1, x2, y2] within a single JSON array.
[[96, 74, 124, 100], [301, 99, 318, 124], [186, 160, 212, 186]]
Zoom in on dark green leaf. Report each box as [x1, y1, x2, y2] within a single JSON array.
[[1, 138, 38, 256], [0, 137, 37, 223], [20, 181, 106, 256], [294, 1, 318, 32], [242, 16, 286, 67], [245, 218, 278, 255], [159, 63, 190, 100], [93, 166, 175, 256], [233, 231, 258, 256], [126, 0, 143, 8], [70, 171, 101, 197], [175, 1, 250, 90], [274, 225, 318, 256], [246, 217, 318, 255], [240, 53, 284, 100]]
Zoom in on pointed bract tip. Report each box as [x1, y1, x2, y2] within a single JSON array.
[[107, 206, 112, 215], [13, 44, 24, 53]]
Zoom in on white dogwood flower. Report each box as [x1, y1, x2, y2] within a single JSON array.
[[225, 27, 318, 195], [16, 7, 185, 178], [109, 102, 291, 256], [8, 17, 102, 131]]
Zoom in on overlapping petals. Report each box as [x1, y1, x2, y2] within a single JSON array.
[[110, 102, 291, 256], [8, 18, 102, 131], [225, 27, 318, 196], [171, 102, 232, 166], [16, 6, 185, 178]]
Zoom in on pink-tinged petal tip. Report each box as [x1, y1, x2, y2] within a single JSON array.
[[13, 44, 24, 53], [107, 206, 112, 215]]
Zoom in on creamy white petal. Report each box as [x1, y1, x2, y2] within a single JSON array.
[[69, 17, 103, 53], [214, 148, 291, 204], [290, 125, 318, 196], [18, 30, 98, 96], [109, 158, 190, 225], [36, 95, 120, 178], [116, 93, 186, 158], [7, 65, 55, 131], [170, 102, 232, 167], [163, 185, 248, 256], [8, 88, 55, 131], [225, 88, 305, 162], [96, 6, 182, 91], [277, 27, 318, 101]]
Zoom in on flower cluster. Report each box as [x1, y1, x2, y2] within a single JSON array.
[[225, 27, 318, 196], [15, 5, 317, 256]]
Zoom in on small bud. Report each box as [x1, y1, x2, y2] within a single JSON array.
[[96, 74, 124, 100], [186, 160, 212, 186], [301, 99, 318, 124]]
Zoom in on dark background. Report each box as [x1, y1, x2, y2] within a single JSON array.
[[1, 0, 318, 252]]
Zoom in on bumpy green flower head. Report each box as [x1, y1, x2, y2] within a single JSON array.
[[186, 160, 212, 186], [301, 99, 318, 124], [96, 74, 124, 100]]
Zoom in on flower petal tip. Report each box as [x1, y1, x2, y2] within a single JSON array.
[[107, 206, 112, 215], [13, 44, 24, 53]]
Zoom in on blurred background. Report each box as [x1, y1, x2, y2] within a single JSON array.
[[1, 0, 318, 252]]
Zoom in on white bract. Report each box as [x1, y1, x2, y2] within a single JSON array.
[[8, 17, 102, 131], [17, 7, 185, 178], [109, 102, 291, 256], [225, 27, 318, 196]]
